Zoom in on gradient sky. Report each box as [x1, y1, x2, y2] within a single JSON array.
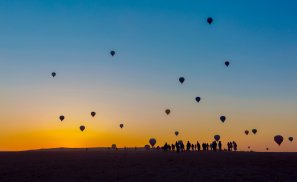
[[1, 0, 297, 151]]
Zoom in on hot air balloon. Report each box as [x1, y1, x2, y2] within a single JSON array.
[[144, 145, 150, 150], [266, 147, 269, 151], [288, 137, 293, 142], [195, 97, 201, 103], [207, 17, 213, 24], [214, 135, 220, 141], [274, 135, 283, 146], [175, 131, 179, 136], [220, 116, 226, 123], [248, 146, 250, 149], [52, 72, 56, 77], [59, 115, 65, 121], [110, 50, 115, 56], [179, 77, 185, 84], [120, 124, 124, 129], [225, 61, 230, 67], [80, 125, 85, 132], [165, 109, 171, 115], [91, 112, 96, 117], [252, 129, 257, 134], [149, 138, 156, 147], [245, 130, 249, 135]]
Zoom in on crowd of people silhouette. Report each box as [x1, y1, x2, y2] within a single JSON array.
[[159, 141, 237, 152]]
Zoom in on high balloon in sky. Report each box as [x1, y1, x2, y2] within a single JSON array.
[[274, 135, 284, 146], [91, 112, 96, 117], [207, 17, 213, 24], [80, 125, 85, 132], [220, 116, 226, 123], [110, 50, 115, 57], [59, 115, 65, 122], [179, 77, 185, 84], [51, 72, 56, 78], [149, 138, 156, 147], [165, 109, 171, 115]]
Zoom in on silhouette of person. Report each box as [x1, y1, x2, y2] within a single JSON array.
[[172, 144, 175, 151], [194, 144, 197, 151], [206, 143, 209, 151], [191, 144, 194, 151], [230, 142, 233, 151], [186, 141, 191, 151], [233, 141, 237, 151], [176, 141, 180, 153], [197, 142, 201, 151], [212, 141, 217, 151], [218, 141, 222, 151]]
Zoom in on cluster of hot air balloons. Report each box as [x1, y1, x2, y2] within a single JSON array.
[[47, 16, 295, 152]]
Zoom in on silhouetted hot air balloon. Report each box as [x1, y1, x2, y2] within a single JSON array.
[[288, 137, 293, 142], [59, 115, 65, 121], [179, 77, 185, 84], [266, 147, 269, 151], [274, 135, 283, 146], [110, 50, 115, 56], [149, 138, 156, 147], [252, 129, 257, 134], [214, 135, 220, 141], [220, 116, 226, 123], [175, 131, 179, 136], [225, 61, 230, 67], [245, 130, 249, 135], [248, 146, 250, 149], [165, 109, 171, 115], [207, 17, 213, 24], [195, 97, 201, 103], [120, 124, 124, 129], [80, 125, 85, 132], [91, 112, 96, 117], [52, 72, 56, 77]]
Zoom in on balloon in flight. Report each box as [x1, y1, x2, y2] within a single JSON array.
[[91, 112, 96, 117], [80, 125, 85, 132], [214, 135, 220, 141], [225, 61, 230, 67], [51, 72, 56, 77], [220, 116, 226, 123], [179, 77, 185, 84], [165, 109, 171, 115], [120, 124, 124, 129], [175, 131, 179, 136], [288, 137, 293, 142], [149, 138, 156, 147], [207, 17, 213, 24], [59, 115, 65, 121], [110, 50, 115, 56], [245, 130, 249, 135], [195, 97, 201, 103], [252, 129, 257, 134], [274, 135, 283, 146]]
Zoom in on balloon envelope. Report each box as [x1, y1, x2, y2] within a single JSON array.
[[220, 116, 226, 123], [274, 135, 283, 146], [245, 130, 249, 135], [207, 17, 213, 24], [225, 61, 230, 67], [179, 77, 185, 84], [165, 109, 171, 115], [149, 138, 156, 147], [288, 137, 293, 142], [59, 115, 65, 121], [195, 97, 201, 103], [120, 124, 124, 128], [110, 50, 115, 56], [80, 125, 85, 132], [252, 129, 257, 134], [214, 135, 220, 141], [91, 112, 96, 117], [175, 131, 179, 136], [51, 72, 56, 77]]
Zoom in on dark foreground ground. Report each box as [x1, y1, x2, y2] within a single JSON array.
[[0, 151, 297, 182]]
